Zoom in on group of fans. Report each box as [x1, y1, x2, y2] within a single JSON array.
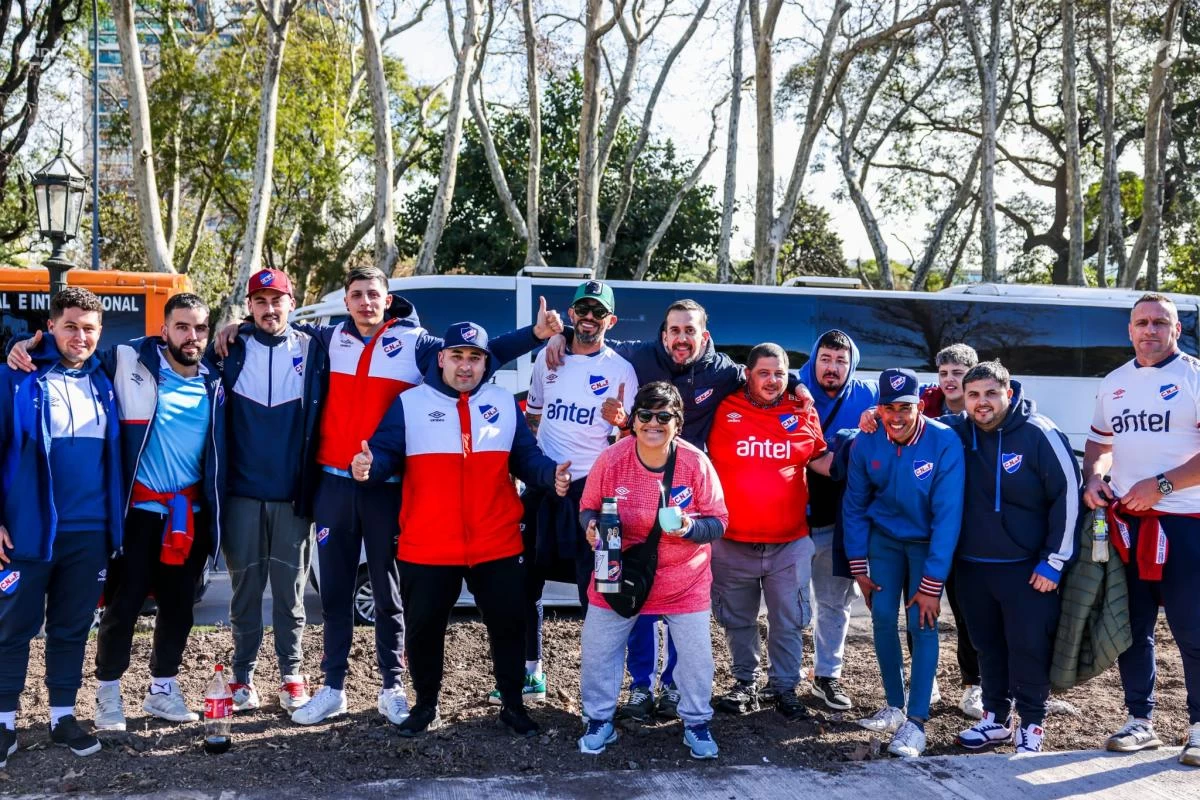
[[0, 270, 1196, 771]]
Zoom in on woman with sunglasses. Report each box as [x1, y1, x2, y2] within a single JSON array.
[[575, 382, 728, 759]]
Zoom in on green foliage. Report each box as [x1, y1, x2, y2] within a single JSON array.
[[1082, 172, 1144, 237], [396, 74, 720, 279], [775, 198, 847, 283]]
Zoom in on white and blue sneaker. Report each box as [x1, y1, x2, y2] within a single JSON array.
[[887, 719, 927, 758], [578, 718, 617, 754], [957, 711, 1014, 750], [683, 723, 719, 760]]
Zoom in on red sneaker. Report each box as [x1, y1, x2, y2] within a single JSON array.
[[278, 676, 311, 712], [229, 682, 261, 712]]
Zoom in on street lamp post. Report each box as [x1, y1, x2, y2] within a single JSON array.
[[30, 137, 90, 297]]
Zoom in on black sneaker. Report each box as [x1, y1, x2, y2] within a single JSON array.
[[714, 681, 759, 715], [49, 715, 101, 757], [777, 691, 816, 721], [811, 676, 853, 711], [396, 703, 442, 738], [499, 705, 540, 738], [655, 683, 681, 719], [617, 685, 655, 721], [0, 724, 16, 768]]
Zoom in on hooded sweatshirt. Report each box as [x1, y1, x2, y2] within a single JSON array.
[[942, 381, 1081, 582], [798, 330, 879, 527]]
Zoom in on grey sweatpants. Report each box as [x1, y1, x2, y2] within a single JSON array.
[[581, 605, 714, 726], [809, 525, 858, 680], [222, 496, 314, 683], [711, 536, 814, 691]]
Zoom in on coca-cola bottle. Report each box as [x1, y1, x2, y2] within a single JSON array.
[[202, 664, 233, 754]]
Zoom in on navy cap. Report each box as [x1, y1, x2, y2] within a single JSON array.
[[442, 321, 490, 353], [878, 368, 920, 405]]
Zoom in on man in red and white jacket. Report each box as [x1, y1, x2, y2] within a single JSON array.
[[352, 322, 571, 739], [706, 343, 832, 720]]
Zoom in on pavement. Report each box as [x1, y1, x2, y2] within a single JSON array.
[[8, 748, 1197, 799]]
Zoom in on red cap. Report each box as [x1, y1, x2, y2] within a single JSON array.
[[247, 268, 293, 297]]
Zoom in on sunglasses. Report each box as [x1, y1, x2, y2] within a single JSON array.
[[572, 302, 610, 319], [634, 409, 676, 424]]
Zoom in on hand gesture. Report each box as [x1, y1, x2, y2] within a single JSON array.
[[601, 383, 628, 428], [0, 525, 11, 566], [858, 407, 879, 433], [1083, 474, 1114, 509], [1119, 477, 1161, 513], [6, 330, 40, 373], [213, 322, 242, 359], [906, 590, 941, 630], [532, 295, 564, 340], [543, 333, 567, 370], [351, 440, 373, 482], [554, 461, 573, 497], [585, 518, 599, 548], [1029, 571, 1058, 593], [855, 574, 881, 610]]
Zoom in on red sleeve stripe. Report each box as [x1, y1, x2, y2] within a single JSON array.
[[1089, 425, 1112, 436], [848, 559, 869, 576], [918, 577, 944, 597]]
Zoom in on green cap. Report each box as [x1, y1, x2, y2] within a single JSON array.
[[572, 280, 616, 313]]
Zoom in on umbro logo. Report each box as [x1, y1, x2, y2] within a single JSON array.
[[616, 487, 631, 497], [130, 373, 144, 385], [546, 372, 559, 383], [726, 412, 742, 422], [428, 410, 446, 421]]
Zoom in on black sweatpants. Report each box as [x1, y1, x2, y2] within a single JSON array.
[[313, 471, 404, 691], [520, 481, 592, 662], [954, 559, 1059, 726], [400, 555, 526, 709], [95, 508, 212, 681]]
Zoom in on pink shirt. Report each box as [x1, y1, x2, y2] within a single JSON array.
[[581, 436, 728, 615]]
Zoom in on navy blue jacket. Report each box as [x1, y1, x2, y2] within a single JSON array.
[[0, 337, 124, 561], [942, 381, 1081, 582]]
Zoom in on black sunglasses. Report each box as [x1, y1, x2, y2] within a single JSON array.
[[635, 409, 676, 424], [572, 301, 610, 319]]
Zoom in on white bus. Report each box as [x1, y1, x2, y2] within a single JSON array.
[[295, 274, 1200, 452]]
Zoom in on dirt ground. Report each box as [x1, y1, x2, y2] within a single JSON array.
[[0, 613, 1189, 795]]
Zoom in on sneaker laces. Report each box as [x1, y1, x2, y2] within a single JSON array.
[[824, 677, 846, 697], [584, 718, 610, 737], [1187, 724, 1200, 748], [894, 721, 923, 747], [1117, 718, 1153, 738], [1016, 725, 1040, 750], [662, 684, 681, 701], [628, 686, 652, 705], [687, 724, 713, 742]]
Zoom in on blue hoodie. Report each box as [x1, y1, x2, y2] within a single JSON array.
[[0, 335, 124, 561], [799, 330, 879, 527], [941, 381, 1081, 582], [842, 415, 965, 594]]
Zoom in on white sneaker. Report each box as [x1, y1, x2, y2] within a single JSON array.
[[278, 675, 311, 712], [1181, 722, 1200, 767], [888, 719, 927, 757], [377, 685, 410, 725], [958, 711, 1014, 750], [1105, 716, 1162, 752], [230, 683, 261, 712], [958, 685, 983, 719], [95, 683, 127, 732], [142, 684, 199, 723], [857, 705, 905, 734], [291, 685, 347, 726], [1015, 722, 1044, 753], [930, 678, 942, 705]]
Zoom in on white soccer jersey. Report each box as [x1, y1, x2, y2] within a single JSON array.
[[526, 346, 637, 477], [1089, 352, 1200, 513]]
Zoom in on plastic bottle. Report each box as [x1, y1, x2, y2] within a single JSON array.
[[203, 663, 233, 754], [1091, 507, 1110, 563], [594, 497, 622, 593]]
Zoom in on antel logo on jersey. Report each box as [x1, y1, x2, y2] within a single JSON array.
[[1160, 383, 1180, 401], [694, 388, 714, 404], [428, 410, 446, 422], [292, 355, 304, 376], [1110, 409, 1171, 433], [589, 375, 611, 396], [0, 571, 19, 595], [726, 412, 742, 422], [670, 486, 694, 508], [913, 460, 934, 480], [382, 336, 403, 358], [737, 436, 791, 459], [1002, 452, 1023, 474], [546, 398, 596, 425], [778, 413, 800, 432], [316, 527, 330, 547], [479, 403, 500, 423]]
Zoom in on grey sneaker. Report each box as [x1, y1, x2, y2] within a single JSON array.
[[1106, 716, 1162, 752], [887, 719, 927, 758], [1181, 722, 1200, 767], [617, 685, 655, 721], [95, 683, 127, 732], [142, 684, 199, 723], [858, 705, 905, 734], [714, 680, 759, 715]]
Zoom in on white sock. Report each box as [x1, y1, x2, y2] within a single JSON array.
[[98, 679, 120, 690], [525, 660, 543, 677], [0, 710, 15, 728], [49, 706, 74, 727], [281, 675, 304, 684], [150, 677, 177, 695]]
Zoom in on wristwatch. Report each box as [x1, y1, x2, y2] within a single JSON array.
[[1156, 473, 1174, 496]]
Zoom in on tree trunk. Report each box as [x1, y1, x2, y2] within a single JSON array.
[[749, 0, 783, 285], [1061, 0, 1084, 285], [717, 0, 747, 284], [521, 0, 546, 266], [111, 0, 174, 273], [360, 0, 398, 275], [415, 0, 484, 276], [1147, 79, 1174, 292], [225, 0, 295, 323], [576, 0, 608, 272], [960, 0, 1001, 283], [1123, 0, 1181, 287], [1086, 44, 1110, 287]]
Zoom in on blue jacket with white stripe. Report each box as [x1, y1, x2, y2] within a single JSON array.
[[942, 381, 1081, 582]]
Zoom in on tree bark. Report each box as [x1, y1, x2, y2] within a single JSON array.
[[1123, 0, 1182, 287], [1061, 0, 1084, 285], [360, 0, 398, 275], [960, 0, 1001, 283], [749, 0, 784, 285], [576, 0, 613, 272], [112, 0, 174, 273], [521, 0, 546, 266], [717, 0, 747, 284], [415, 0, 484, 276]]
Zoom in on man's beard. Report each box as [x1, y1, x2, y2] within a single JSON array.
[[169, 340, 203, 366], [577, 328, 602, 346]]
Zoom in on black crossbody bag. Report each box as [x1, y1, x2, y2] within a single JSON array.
[[606, 444, 679, 619]]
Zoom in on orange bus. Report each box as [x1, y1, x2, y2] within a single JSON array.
[[0, 267, 191, 351]]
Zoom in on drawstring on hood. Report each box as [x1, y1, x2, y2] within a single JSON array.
[[968, 381, 1031, 515]]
